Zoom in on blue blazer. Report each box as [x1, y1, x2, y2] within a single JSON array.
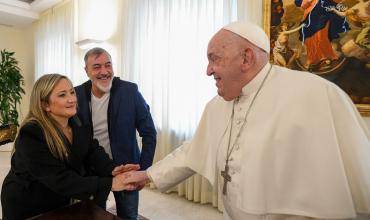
[[75, 77, 157, 170]]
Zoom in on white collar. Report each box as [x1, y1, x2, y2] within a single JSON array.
[[240, 63, 272, 97]]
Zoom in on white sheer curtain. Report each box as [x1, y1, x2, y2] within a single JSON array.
[[122, 0, 237, 210], [34, 1, 74, 80]]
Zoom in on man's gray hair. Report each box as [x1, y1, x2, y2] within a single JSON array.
[[84, 47, 112, 66]]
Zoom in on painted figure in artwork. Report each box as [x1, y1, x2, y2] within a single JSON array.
[[328, 0, 370, 68], [273, 22, 300, 67], [295, 0, 350, 71], [271, 0, 285, 26]]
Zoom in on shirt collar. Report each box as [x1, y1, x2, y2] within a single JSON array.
[[240, 63, 271, 97]]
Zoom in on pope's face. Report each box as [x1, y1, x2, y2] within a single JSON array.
[[206, 30, 244, 101], [85, 52, 114, 98]]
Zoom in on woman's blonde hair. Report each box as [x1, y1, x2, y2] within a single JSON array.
[[14, 74, 74, 160]]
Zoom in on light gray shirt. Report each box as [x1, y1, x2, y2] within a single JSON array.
[[91, 92, 112, 159]]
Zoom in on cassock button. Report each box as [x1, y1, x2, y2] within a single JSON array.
[[236, 120, 242, 125]]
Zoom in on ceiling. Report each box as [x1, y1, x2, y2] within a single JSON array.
[[0, 0, 62, 27], [17, 0, 35, 3]]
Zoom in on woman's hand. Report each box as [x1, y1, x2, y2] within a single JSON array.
[[111, 171, 149, 191], [111, 172, 136, 191]]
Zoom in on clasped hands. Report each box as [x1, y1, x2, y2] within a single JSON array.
[[111, 164, 150, 192]]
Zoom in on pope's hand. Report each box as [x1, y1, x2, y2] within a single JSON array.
[[123, 171, 150, 190], [111, 172, 136, 191], [112, 164, 140, 176]]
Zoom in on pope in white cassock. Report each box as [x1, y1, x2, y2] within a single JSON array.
[[124, 21, 370, 220]]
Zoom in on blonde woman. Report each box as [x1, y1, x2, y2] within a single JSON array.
[[1, 74, 138, 220]]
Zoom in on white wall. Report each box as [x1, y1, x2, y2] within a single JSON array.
[[0, 25, 34, 123]]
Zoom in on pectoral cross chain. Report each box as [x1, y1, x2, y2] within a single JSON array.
[[220, 65, 272, 197], [221, 164, 231, 195]]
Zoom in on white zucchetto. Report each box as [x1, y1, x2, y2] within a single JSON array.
[[223, 21, 270, 52]]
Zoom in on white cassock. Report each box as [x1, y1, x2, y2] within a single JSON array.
[[147, 63, 370, 220]]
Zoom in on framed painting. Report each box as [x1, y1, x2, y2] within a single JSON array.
[[263, 0, 370, 116]]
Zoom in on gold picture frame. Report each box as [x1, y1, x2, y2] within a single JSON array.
[[263, 0, 370, 116]]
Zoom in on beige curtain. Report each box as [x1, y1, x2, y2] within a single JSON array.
[[34, 0, 74, 80], [149, 129, 224, 211], [124, 0, 263, 211]]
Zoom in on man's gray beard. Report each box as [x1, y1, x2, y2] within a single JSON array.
[[95, 79, 112, 93]]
